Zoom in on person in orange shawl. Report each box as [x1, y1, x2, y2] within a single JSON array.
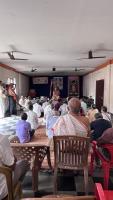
[[52, 86, 60, 100]]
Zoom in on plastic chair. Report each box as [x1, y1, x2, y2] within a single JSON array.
[[90, 141, 113, 189], [0, 165, 22, 200], [53, 135, 90, 194], [95, 183, 113, 200]]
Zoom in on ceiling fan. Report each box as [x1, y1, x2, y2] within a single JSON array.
[[76, 50, 106, 60], [31, 68, 37, 72], [1, 44, 31, 60], [74, 68, 85, 71], [3, 51, 29, 60]]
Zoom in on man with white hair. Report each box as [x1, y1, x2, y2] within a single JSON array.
[[53, 97, 89, 137]]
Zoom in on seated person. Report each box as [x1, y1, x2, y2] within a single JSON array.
[[101, 106, 111, 122], [87, 104, 99, 122], [24, 96, 31, 110], [46, 103, 60, 138], [33, 100, 43, 118], [90, 112, 112, 141], [80, 98, 87, 115], [97, 128, 113, 144], [95, 128, 113, 161], [0, 134, 29, 199], [27, 104, 39, 131], [19, 96, 25, 107], [53, 97, 90, 137], [44, 100, 53, 122], [59, 99, 68, 116], [16, 112, 34, 143]]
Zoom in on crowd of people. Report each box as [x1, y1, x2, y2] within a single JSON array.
[[0, 85, 113, 198]]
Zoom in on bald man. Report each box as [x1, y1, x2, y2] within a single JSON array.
[[52, 97, 89, 137]]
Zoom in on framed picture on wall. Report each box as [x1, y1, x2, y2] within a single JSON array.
[[33, 77, 48, 84], [68, 76, 79, 97], [52, 77, 63, 90]]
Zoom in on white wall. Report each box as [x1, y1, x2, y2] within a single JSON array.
[[83, 64, 113, 112], [0, 66, 29, 97]]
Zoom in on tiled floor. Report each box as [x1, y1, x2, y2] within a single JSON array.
[[22, 167, 113, 198]]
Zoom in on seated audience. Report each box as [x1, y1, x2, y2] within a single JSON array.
[[27, 104, 39, 130], [101, 106, 111, 122], [90, 112, 112, 141], [53, 97, 89, 137], [0, 134, 29, 199], [16, 113, 34, 143], [59, 99, 68, 115], [46, 103, 60, 138], [33, 100, 43, 118], [87, 104, 99, 122]]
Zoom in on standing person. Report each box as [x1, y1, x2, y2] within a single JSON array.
[[7, 83, 17, 115], [0, 134, 29, 199], [0, 82, 6, 118], [53, 97, 89, 137], [52, 86, 60, 100]]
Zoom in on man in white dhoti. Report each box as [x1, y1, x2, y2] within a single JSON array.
[[53, 97, 89, 137]]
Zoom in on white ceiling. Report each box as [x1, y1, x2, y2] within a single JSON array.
[[0, 0, 113, 76]]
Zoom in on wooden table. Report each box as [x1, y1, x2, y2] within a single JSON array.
[[10, 126, 52, 192]]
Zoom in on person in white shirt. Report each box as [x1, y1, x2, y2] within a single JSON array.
[[80, 98, 87, 115], [101, 106, 111, 122], [19, 96, 25, 107], [24, 96, 31, 110], [27, 104, 39, 131], [0, 134, 29, 199], [59, 99, 68, 115], [33, 100, 43, 118], [42, 99, 49, 111], [44, 101, 53, 122]]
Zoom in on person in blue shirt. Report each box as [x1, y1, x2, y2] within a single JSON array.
[[46, 103, 60, 138]]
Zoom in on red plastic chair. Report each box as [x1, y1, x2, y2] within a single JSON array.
[[90, 141, 113, 189], [95, 183, 113, 200]]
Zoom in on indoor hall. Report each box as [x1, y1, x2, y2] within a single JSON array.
[[0, 0, 113, 200]]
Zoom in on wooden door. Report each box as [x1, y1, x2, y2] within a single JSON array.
[[96, 79, 104, 111]]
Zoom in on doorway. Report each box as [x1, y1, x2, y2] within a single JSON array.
[[96, 79, 104, 111]]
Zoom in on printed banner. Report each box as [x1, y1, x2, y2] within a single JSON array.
[[33, 77, 48, 84]]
